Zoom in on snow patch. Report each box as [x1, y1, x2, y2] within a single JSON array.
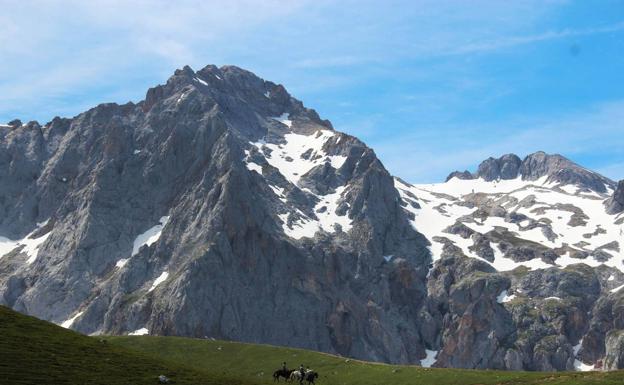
[[269, 185, 286, 200], [246, 162, 263, 174], [250, 130, 346, 185], [132, 216, 170, 256], [573, 341, 595, 371], [279, 185, 352, 239], [129, 327, 149, 336], [271, 113, 292, 128], [0, 220, 52, 263], [421, 349, 438, 367], [60, 311, 84, 329], [194, 77, 208, 86], [148, 271, 169, 292], [497, 290, 516, 303], [383, 255, 393, 262], [611, 283, 624, 293], [0, 237, 19, 260]]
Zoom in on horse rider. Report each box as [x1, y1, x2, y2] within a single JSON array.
[[282, 362, 287, 372], [299, 364, 305, 384]]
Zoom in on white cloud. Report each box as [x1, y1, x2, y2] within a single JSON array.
[[445, 21, 624, 56], [373, 100, 624, 183]]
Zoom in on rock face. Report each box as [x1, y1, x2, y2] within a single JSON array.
[[447, 152, 615, 193], [1, 64, 623, 371], [606, 180, 624, 214], [476, 154, 522, 181], [604, 330, 624, 370]]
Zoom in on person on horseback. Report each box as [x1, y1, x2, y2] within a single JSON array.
[[299, 364, 305, 384], [282, 362, 287, 371]]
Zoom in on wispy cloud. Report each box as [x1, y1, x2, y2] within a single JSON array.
[[0, 0, 622, 184], [445, 21, 624, 56], [373, 100, 624, 183]]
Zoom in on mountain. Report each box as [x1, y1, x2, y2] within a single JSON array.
[[398, 155, 624, 370], [1, 64, 623, 371], [0, 65, 430, 365]]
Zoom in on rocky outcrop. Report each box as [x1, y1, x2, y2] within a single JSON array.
[[606, 180, 624, 214], [520, 152, 614, 193], [445, 170, 473, 182], [604, 330, 624, 370], [476, 154, 522, 181]]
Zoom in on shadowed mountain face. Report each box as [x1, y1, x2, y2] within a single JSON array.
[[1, 65, 624, 371]]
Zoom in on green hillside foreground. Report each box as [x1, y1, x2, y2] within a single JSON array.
[[0, 305, 251, 385], [2, 305, 624, 385]]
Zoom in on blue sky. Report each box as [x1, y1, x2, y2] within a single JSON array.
[[1, 0, 623, 182]]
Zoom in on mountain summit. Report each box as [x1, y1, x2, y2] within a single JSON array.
[[1, 65, 623, 371], [447, 152, 615, 193]]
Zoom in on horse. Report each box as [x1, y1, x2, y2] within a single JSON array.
[[289, 370, 303, 382], [273, 368, 294, 382], [305, 371, 319, 385]]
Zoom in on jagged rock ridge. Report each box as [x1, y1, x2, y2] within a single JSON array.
[[447, 152, 615, 193]]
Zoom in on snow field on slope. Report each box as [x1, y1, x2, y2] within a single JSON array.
[[148, 271, 169, 292], [0, 219, 52, 264], [247, 129, 351, 240], [420, 349, 438, 368], [117, 216, 170, 269], [60, 311, 84, 329], [250, 130, 346, 185], [395, 177, 624, 273], [279, 186, 352, 239]]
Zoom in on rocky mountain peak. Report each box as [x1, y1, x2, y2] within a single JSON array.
[[446, 151, 614, 193], [476, 153, 522, 181], [141, 64, 331, 140], [521, 151, 615, 193]]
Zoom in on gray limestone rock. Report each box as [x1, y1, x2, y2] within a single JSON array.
[[604, 330, 624, 370], [606, 180, 624, 215]]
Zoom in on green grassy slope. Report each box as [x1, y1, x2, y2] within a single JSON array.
[[0, 305, 252, 385], [107, 336, 624, 385], [2, 304, 624, 385]]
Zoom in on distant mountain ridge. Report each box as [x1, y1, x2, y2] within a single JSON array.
[[1, 64, 624, 372], [447, 152, 615, 193]]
